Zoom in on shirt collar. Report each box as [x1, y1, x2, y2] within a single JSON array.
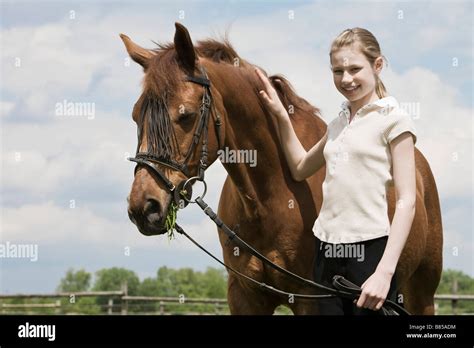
[[340, 96, 398, 118]]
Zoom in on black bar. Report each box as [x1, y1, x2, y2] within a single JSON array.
[[0, 315, 472, 346]]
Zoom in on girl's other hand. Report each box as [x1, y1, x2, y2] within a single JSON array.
[[355, 270, 393, 311]]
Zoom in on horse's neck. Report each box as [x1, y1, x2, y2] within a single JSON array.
[[220, 125, 281, 212], [216, 77, 289, 212]]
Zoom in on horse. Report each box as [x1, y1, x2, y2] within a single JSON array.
[[124, 23, 443, 315]]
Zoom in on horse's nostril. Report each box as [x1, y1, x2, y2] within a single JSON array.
[[144, 199, 162, 224], [128, 208, 137, 224], [144, 199, 160, 214]]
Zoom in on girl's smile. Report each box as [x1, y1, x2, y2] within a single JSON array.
[[341, 84, 360, 94]]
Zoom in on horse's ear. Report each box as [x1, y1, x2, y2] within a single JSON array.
[[120, 33, 154, 69], [174, 22, 197, 73]]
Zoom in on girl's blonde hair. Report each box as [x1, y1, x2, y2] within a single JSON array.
[[330, 28, 388, 98]]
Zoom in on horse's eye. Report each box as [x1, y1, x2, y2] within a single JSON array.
[[178, 112, 196, 122]]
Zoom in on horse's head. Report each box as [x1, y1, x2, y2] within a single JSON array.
[[122, 23, 225, 236]]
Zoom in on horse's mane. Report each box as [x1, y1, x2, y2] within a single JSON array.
[[152, 38, 241, 65], [147, 38, 320, 117]]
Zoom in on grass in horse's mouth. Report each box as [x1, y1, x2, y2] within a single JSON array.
[[165, 201, 178, 240]]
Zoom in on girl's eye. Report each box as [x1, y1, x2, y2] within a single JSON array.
[[351, 67, 362, 73], [333, 70, 343, 75]]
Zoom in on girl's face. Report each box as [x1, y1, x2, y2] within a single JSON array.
[[331, 45, 382, 103]]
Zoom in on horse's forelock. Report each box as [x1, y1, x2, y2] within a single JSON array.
[[144, 49, 180, 97]]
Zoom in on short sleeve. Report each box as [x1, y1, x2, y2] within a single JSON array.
[[384, 112, 417, 145]]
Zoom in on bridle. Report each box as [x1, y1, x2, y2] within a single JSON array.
[[127, 65, 409, 315], [128, 66, 222, 207]]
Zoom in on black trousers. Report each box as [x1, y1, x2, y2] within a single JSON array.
[[313, 236, 399, 315]]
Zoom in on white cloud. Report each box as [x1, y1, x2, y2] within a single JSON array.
[[2, 201, 122, 244], [0, 101, 15, 117], [1, 199, 224, 255], [2, 23, 101, 110], [441, 204, 473, 274], [383, 67, 472, 198], [416, 26, 449, 53], [1, 111, 135, 196]]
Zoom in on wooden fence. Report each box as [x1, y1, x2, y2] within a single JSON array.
[[0, 292, 473, 315], [434, 294, 474, 315], [0, 290, 228, 315]]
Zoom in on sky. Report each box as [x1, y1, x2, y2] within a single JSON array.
[[0, 0, 472, 293]]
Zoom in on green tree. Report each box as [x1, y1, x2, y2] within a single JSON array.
[[51, 266, 229, 314], [437, 269, 474, 294], [136, 278, 161, 313], [93, 267, 140, 294], [92, 267, 140, 314], [57, 268, 91, 292], [56, 268, 99, 314], [199, 267, 227, 298], [152, 266, 228, 314], [138, 278, 160, 296], [436, 269, 474, 314], [170, 268, 199, 297], [156, 266, 177, 296]]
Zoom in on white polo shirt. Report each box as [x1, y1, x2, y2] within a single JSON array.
[[312, 96, 417, 244]]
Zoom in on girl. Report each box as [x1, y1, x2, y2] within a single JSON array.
[[255, 28, 417, 315]]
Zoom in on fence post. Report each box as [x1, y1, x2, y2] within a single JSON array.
[[159, 301, 164, 315], [108, 298, 114, 315], [451, 279, 458, 315], [121, 282, 128, 315], [55, 300, 61, 314]]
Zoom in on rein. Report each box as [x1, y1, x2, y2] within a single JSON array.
[[128, 66, 410, 316]]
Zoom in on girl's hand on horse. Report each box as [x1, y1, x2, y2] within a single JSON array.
[[255, 68, 289, 120], [355, 269, 393, 311]]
